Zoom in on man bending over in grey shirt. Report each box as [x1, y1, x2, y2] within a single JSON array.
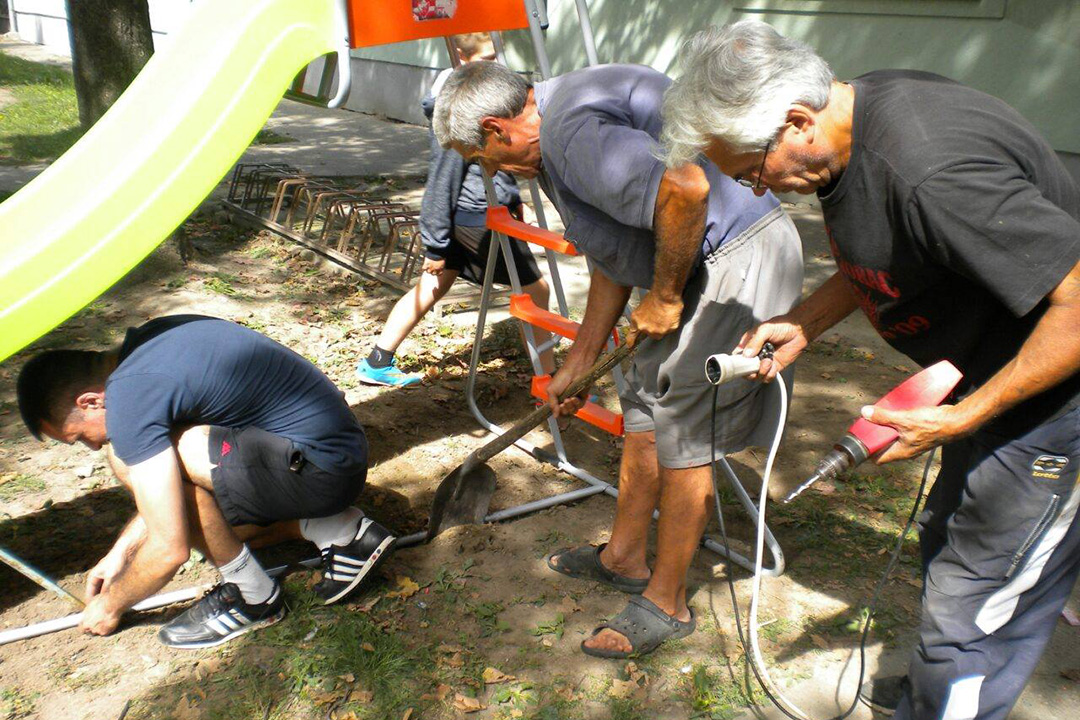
[[433, 62, 803, 657]]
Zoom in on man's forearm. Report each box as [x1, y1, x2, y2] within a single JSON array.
[[567, 270, 633, 366], [650, 167, 709, 302], [102, 538, 187, 615], [791, 271, 860, 341], [108, 514, 147, 563]]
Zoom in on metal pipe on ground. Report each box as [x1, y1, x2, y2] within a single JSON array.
[[0, 557, 321, 646]]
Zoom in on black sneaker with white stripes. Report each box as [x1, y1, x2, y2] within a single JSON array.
[[313, 518, 397, 605], [158, 582, 285, 649]]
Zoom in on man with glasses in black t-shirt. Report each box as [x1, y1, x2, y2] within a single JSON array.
[[662, 20, 1080, 720]]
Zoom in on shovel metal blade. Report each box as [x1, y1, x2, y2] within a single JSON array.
[[427, 460, 497, 540]]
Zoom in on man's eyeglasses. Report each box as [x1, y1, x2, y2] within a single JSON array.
[[735, 141, 770, 190]]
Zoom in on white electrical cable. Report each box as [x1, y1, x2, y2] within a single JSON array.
[[744, 378, 813, 719], [728, 375, 936, 720]]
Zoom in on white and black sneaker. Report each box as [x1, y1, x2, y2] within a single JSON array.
[[314, 518, 397, 605], [158, 582, 286, 649]]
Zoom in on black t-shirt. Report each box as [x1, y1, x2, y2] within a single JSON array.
[[106, 315, 367, 474], [819, 70, 1080, 431]]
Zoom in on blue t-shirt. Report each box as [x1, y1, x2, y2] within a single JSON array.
[[105, 316, 367, 474], [534, 64, 779, 289]]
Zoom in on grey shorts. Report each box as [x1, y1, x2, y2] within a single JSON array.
[[620, 206, 804, 468]]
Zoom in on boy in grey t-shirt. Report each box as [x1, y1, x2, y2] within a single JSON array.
[[355, 34, 553, 387]]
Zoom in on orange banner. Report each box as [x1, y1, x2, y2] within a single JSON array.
[[349, 0, 529, 48]]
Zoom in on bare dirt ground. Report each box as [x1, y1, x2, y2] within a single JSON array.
[[1, 195, 1078, 720]]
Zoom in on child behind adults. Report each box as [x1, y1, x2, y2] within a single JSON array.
[[356, 33, 554, 386]]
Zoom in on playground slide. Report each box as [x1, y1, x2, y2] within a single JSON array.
[[0, 0, 346, 363]]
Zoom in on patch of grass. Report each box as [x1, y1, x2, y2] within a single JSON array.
[[0, 51, 82, 163], [203, 271, 240, 296], [469, 600, 510, 638], [759, 617, 797, 643], [243, 244, 278, 259], [164, 274, 189, 290], [532, 529, 566, 551], [683, 663, 759, 720], [132, 579, 435, 720], [607, 696, 649, 720], [0, 686, 37, 719], [529, 613, 565, 640], [530, 695, 584, 720], [236, 316, 268, 333], [253, 128, 294, 145], [0, 472, 46, 501]]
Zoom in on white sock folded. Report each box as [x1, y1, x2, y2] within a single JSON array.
[[218, 544, 276, 605], [299, 507, 365, 550]]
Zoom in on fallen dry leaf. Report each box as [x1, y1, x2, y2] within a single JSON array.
[[608, 678, 639, 699], [355, 690, 375, 703], [625, 661, 649, 686], [811, 634, 830, 651], [420, 683, 452, 701], [361, 642, 375, 652], [555, 596, 583, 615], [308, 689, 340, 707], [338, 673, 355, 684], [176, 696, 201, 720], [386, 576, 420, 599], [452, 694, 485, 713], [401, 709, 414, 720], [436, 643, 464, 653], [482, 667, 515, 684], [356, 596, 381, 613], [194, 657, 222, 681]]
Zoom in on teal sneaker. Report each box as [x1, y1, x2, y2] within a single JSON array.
[[356, 357, 422, 387]]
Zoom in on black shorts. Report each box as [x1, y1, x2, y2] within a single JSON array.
[[208, 426, 366, 526], [444, 225, 543, 287]]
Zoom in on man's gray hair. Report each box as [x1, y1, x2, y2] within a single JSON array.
[[432, 61, 531, 150], [660, 20, 834, 166]]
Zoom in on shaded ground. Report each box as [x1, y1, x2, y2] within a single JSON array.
[[0, 202, 1075, 720]]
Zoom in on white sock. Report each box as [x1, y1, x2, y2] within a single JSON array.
[[218, 544, 276, 605], [299, 507, 364, 550]]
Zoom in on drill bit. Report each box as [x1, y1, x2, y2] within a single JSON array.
[[782, 472, 822, 504]]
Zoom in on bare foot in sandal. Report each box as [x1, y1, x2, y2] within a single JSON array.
[[581, 593, 695, 658], [547, 543, 650, 594]]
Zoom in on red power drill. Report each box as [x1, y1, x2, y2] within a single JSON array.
[[783, 360, 963, 503]]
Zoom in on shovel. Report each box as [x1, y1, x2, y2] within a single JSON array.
[[428, 336, 640, 539], [0, 545, 84, 608]]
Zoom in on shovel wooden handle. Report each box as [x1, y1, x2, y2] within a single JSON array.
[[472, 335, 639, 466]]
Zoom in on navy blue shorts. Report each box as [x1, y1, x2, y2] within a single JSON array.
[[208, 426, 366, 526]]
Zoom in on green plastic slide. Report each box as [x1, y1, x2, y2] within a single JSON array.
[[0, 0, 345, 363]]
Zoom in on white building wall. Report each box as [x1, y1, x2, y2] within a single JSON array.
[[8, 0, 195, 55]]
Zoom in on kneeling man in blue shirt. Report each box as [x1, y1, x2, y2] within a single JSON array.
[[17, 315, 396, 648], [434, 62, 803, 657]]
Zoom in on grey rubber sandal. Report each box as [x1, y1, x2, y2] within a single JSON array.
[[546, 544, 649, 594], [580, 595, 696, 659]]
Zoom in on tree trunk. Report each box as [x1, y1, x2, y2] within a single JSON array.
[[66, 0, 154, 129]]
